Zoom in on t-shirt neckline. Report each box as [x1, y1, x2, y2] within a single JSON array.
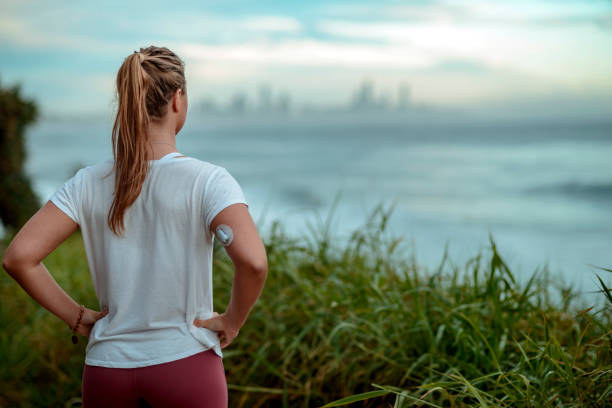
[[149, 151, 183, 164]]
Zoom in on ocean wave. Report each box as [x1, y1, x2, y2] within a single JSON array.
[[524, 181, 612, 199]]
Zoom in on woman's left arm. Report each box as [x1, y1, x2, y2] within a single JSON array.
[[2, 201, 107, 336]]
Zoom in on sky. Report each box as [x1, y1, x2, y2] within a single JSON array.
[[1, 0, 611, 118]]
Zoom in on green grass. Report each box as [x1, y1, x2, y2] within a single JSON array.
[[1, 202, 610, 407]]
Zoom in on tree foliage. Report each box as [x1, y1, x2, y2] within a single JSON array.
[[0, 79, 40, 233]]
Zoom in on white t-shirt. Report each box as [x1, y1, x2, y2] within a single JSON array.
[[49, 151, 248, 368]]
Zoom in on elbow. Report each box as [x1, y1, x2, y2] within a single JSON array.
[[2, 248, 30, 276], [232, 251, 268, 280], [250, 257, 268, 280], [2, 251, 17, 275]]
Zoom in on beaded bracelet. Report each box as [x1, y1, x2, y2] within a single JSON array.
[[71, 305, 85, 344]]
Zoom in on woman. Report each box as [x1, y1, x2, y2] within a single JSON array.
[[2, 45, 268, 407]]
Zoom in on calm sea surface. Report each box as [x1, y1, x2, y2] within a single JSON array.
[[21, 112, 612, 306]]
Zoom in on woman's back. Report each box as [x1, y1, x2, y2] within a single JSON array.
[[50, 151, 248, 368]]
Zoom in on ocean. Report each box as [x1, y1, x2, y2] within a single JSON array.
[[20, 111, 612, 306]]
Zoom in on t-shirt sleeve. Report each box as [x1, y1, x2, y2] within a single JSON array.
[[49, 167, 86, 225], [203, 166, 248, 234]]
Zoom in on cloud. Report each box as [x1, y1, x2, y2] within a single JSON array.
[[174, 39, 432, 69], [0, 15, 124, 54], [242, 16, 302, 33], [427, 58, 491, 73], [314, 16, 612, 88], [319, 0, 612, 29], [314, 19, 523, 64], [0, 3, 305, 54], [318, 1, 471, 23]]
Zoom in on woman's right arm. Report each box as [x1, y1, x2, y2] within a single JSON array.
[[193, 202, 268, 348]]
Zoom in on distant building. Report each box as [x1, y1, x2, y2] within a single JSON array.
[[229, 92, 248, 115], [397, 83, 411, 111], [350, 79, 376, 111], [257, 83, 273, 114], [276, 90, 291, 114]]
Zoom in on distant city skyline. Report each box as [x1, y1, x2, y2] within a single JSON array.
[[196, 79, 420, 116]]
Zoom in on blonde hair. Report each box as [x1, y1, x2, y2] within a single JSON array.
[[107, 45, 186, 236]]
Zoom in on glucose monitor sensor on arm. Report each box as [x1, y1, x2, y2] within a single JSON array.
[[214, 224, 234, 247]]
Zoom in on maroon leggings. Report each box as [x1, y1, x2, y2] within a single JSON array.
[[82, 349, 227, 408]]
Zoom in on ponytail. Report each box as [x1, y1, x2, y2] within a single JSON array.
[[107, 46, 185, 236]]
